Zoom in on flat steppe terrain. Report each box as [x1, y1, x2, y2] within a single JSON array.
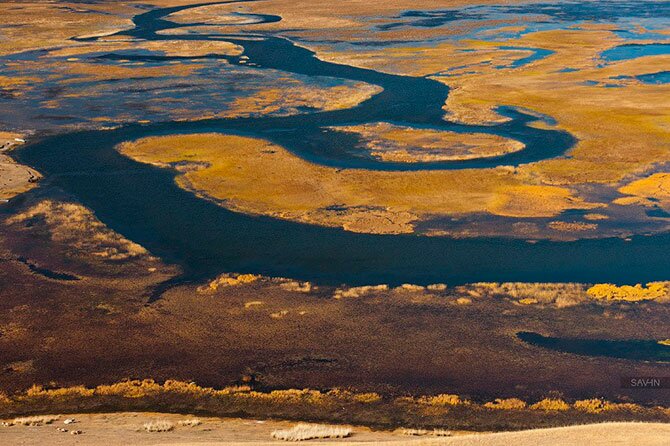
[[1, 413, 669, 446]]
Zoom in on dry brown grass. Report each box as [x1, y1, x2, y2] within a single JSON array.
[[399, 427, 453, 437], [271, 423, 352, 441], [12, 415, 59, 426], [143, 419, 174, 432], [332, 122, 524, 163], [333, 285, 390, 299], [178, 418, 201, 427], [220, 82, 382, 118], [462, 282, 588, 307], [418, 394, 467, 407]]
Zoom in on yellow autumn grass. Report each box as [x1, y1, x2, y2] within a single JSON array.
[[118, 133, 599, 235]]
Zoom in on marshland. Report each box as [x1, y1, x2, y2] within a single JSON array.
[[1, 0, 670, 443]]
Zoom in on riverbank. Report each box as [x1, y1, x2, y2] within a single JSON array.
[[2, 199, 670, 407], [0, 133, 40, 201]]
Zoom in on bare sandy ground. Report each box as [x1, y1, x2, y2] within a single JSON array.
[[0, 132, 40, 200], [0, 413, 668, 445]]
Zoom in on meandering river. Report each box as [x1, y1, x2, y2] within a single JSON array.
[[14, 1, 670, 289]]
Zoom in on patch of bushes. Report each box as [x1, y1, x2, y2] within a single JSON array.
[[143, 419, 174, 432], [530, 398, 570, 411], [586, 282, 669, 302], [0, 380, 668, 432], [417, 394, 467, 407], [271, 423, 352, 441]]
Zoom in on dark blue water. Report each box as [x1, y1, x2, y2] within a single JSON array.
[[14, 1, 670, 290], [518, 332, 670, 362]]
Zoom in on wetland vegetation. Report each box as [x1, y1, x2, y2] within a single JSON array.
[[0, 0, 669, 438]]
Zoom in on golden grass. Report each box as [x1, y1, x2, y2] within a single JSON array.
[[332, 122, 524, 162], [220, 82, 382, 118], [573, 399, 640, 414], [309, 25, 670, 231], [118, 134, 600, 235], [49, 39, 243, 59], [2, 379, 668, 432], [615, 173, 670, 210], [530, 399, 570, 412], [333, 285, 390, 299], [418, 394, 467, 407], [197, 273, 261, 293], [462, 282, 588, 307], [0, 1, 136, 56], [6, 200, 150, 261], [586, 283, 670, 302]]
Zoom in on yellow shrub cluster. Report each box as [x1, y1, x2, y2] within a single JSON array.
[[24, 385, 94, 399], [197, 273, 261, 293], [0, 379, 655, 426], [573, 399, 639, 413], [586, 282, 668, 302], [530, 398, 570, 411], [417, 394, 466, 406]]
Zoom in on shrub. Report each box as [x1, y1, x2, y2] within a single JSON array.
[[143, 420, 174, 432], [418, 394, 465, 406], [399, 428, 452, 436], [400, 428, 428, 436], [396, 284, 425, 292], [178, 418, 202, 427], [586, 282, 669, 302], [484, 398, 527, 410], [467, 282, 587, 305], [279, 281, 313, 293], [197, 273, 260, 293], [95, 379, 164, 398], [13, 415, 59, 426], [574, 399, 607, 413], [25, 385, 93, 399], [530, 398, 570, 411], [352, 392, 382, 404], [271, 423, 352, 441], [333, 285, 388, 299]]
